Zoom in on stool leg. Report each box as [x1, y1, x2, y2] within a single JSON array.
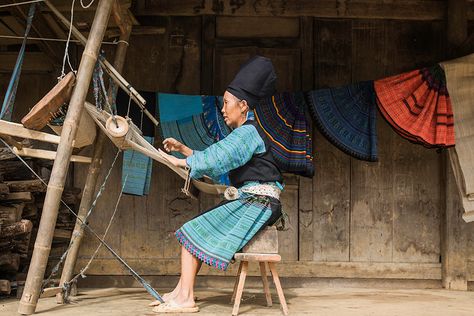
[[230, 261, 243, 304], [259, 262, 272, 307], [268, 262, 288, 315], [232, 261, 248, 316]]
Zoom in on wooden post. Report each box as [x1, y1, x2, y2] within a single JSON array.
[[447, 0, 467, 48], [441, 156, 468, 290], [17, 0, 115, 314], [442, 3, 469, 290], [56, 3, 133, 304]]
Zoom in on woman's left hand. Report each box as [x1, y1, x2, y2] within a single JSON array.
[[159, 149, 187, 168]]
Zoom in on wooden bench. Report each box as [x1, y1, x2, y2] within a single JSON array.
[[231, 226, 288, 315]]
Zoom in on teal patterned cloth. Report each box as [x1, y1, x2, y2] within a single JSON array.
[[122, 136, 154, 196], [185, 123, 265, 183], [176, 189, 274, 270]]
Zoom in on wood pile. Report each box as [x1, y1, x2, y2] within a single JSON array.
[[0, 147, 80, 297]]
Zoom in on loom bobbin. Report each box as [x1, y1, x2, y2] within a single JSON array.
[[106, 115, 129, 138]]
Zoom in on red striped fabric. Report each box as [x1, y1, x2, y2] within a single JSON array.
[[374, 65, 455, 147]]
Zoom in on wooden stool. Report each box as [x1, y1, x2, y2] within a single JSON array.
[[230, 227, 288, 315]]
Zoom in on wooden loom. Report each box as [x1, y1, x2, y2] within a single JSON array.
[[84, 102, 227, 196], [0, 71, 96, 164]]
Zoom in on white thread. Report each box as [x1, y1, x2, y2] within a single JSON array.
[[80, 0, 95, 9], [0, 0, 44, 9]]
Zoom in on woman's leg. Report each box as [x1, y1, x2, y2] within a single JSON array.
[[171, 245, 201, 307], [150, 251, 202, 306]]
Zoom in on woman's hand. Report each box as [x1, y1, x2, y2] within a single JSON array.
[[162, 138, 193, 157], [158, 148, 187, 168]]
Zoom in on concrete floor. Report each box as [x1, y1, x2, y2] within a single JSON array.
[[1, 286, 474, 316]]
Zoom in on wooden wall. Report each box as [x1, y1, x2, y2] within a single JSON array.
[[4, 12, 471, 285]]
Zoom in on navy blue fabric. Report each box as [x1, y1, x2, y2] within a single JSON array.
[[306, 81, 378, 161]]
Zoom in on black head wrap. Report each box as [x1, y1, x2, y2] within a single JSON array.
[[226, 55, 277, 109]]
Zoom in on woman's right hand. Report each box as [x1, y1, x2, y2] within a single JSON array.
[[163, 138, 194, 157], [163, 138, 183, 153]]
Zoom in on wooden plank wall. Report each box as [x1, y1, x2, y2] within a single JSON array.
[[2, 13, 469, 283]]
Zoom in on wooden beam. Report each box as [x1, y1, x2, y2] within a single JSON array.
[[42, 13, 68, 39], [40, 287, 62, 298], [5, 179, 47, 193], [10, 1, 63, 68], [105, 26, 165, 38], [0, 219, 33, 238], [40, 0, 131, 13], [0, 191, 33, 202], [135, 0, 449, 20], [0, 280, 11, 295], [74, 258, 442, 280], [447, 0, 468, 48], [0, 252, 20, 272], [12, 145, 93, 163], [0, 52, 54, 73], [0, 120, 78, 147]]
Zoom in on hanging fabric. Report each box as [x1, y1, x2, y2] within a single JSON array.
[[374, 65, 455, 148], [158, 93, 218, 153], [306, 81, 378, 162], [202, 95, 230, 141], [121, 136, 154, 196], [440, 54, 474, 222], [256, 92, 314, 177], [1, 3, 37, 121], [116, 90, 157, 195], [157, 93, 230, 185]]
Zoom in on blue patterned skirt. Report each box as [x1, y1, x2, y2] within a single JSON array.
[[175, 192, 281, 270]]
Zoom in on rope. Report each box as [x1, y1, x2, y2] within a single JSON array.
[[66, 161, 131, 291], [0, 139, 163, 302], [0, 35, 123, 45], [60, 0, 76, 79], [0, 0, 44, 9], [1, 2, 36, 121], [41, 149, 122, 291], [80, 0, 95, 9]]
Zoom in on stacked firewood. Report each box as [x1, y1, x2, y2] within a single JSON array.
[[0, 147, 80, 297]]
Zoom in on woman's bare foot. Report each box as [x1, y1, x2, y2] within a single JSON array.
[[148, 288, 180, 307], [152, 299, 199, 313]]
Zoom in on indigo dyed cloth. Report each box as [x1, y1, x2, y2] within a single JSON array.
[[158, 93, 230, 154], [121, 136, 154, 196], [306, 81, 378, 161], [255, 92, 314, 177], [374, 65, 454, 148]]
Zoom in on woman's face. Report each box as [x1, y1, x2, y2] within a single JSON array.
[[222, 91, 248, 128]]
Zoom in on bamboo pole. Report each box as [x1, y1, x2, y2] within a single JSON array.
[[43, 0, 158, 126], [56, 2, 133, 304], [17, 0, 115, 314]]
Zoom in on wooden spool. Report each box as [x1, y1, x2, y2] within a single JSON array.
[[105, 115, 129, 138], [21, 72, 75, 130]]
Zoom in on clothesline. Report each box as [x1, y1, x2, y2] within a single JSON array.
[[0, 0, 44, 9], [0, 34, 127, 45]]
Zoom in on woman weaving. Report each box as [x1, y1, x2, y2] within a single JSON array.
[[152, 56, 284, 313]]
